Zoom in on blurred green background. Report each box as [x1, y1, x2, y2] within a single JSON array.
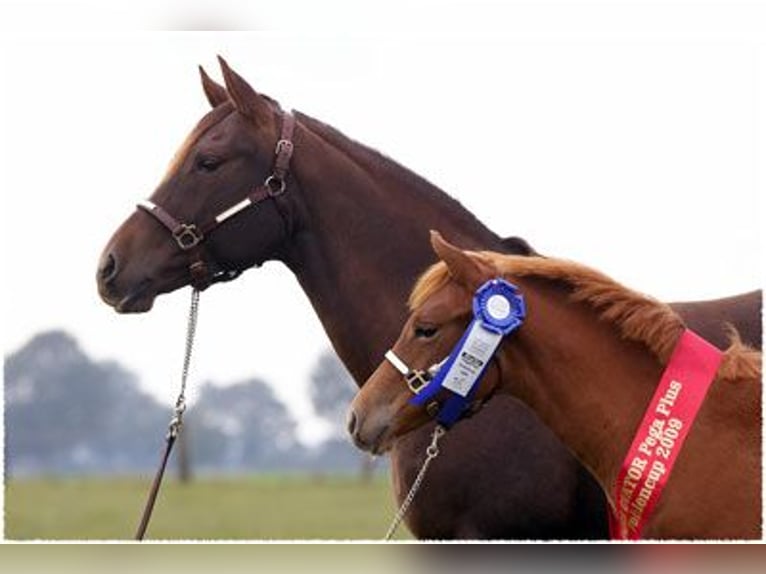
[[5, 475, 410, 540]]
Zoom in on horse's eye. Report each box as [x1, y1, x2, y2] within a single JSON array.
[[414, 326, 438, 339], [196, 155, 222, 172]]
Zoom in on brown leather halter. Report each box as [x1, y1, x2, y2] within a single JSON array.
[[137, 111, 296, 290]]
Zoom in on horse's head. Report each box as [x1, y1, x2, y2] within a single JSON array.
[[97, 57, 293, 312], [348, 232, 506, 454]]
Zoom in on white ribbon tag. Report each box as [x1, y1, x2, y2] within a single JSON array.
[[440, 321, 503, 397]]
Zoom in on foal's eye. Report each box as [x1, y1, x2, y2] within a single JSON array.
[[196, 155, 222, 172], [414, 326, 438, 339]]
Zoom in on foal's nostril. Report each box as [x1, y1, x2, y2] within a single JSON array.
[[98, 252, 118, 283], [346, 409, 358, 438]]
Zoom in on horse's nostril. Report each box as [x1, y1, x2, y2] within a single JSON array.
[[346, 409, 358, 437], [98, 252, 118, 283]]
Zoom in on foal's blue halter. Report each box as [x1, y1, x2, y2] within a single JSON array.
[[385, 278, 526, 427]]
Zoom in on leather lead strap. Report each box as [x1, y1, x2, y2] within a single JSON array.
[[135, 434, 176, 540]]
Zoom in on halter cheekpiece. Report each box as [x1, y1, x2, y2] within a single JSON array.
[[385, 278, 526, 427], [137, 111, 296, 290]]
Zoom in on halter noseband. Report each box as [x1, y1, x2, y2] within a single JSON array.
[[137, 111, 296, 290]]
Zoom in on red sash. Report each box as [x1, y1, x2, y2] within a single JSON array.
[[610, 329, 723, 540]]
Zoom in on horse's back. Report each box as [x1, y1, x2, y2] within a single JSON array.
[[670, 290, 762, 350]]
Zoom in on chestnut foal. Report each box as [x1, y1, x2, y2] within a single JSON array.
[[349, 232, 761, 539]]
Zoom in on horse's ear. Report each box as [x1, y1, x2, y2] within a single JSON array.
[[430, 231, 488, 289], [217, 55, 270, 121], [199, 65, 228, 108]]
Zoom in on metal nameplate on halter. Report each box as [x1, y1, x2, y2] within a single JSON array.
[[138, 199, 158, 212], [440, 321, 502, 397], [215, 198, 254, 224]]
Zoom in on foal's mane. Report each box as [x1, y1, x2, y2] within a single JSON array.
[[410, 253, 760, 381]]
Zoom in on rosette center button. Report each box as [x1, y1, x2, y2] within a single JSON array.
[[486, 294, 511, 320]]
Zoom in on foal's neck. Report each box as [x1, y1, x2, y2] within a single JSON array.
[[501, 277, 667, 503], [283, 114, 502, 383]]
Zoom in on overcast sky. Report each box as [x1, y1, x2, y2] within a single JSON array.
[[1, 2, 763, 445]]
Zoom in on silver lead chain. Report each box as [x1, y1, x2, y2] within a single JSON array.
[[384, 424, 446, 541], [168, 288, 200, 439], [135, 287, 202, 541]]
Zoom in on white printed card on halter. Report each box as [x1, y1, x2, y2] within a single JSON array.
[[441, 321, 503, 397]]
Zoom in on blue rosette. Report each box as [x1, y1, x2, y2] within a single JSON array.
[[473, 278, 526, 335]]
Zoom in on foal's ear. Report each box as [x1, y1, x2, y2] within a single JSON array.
[[199, 65, 228, 108], [218, 55, 271, 121], [430, 231, 488, 289]]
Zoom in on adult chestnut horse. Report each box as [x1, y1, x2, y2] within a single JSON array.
[[348, 232, 761, 539], [97, 57, 761, 539]]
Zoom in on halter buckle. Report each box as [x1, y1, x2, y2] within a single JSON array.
[[405, 370, 430, 395], [275, 139, 294, 156], [173, 224, 204, 250]]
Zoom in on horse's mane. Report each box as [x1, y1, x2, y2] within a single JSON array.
[[409, 253, 761, 382]]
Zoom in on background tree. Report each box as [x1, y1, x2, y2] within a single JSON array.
[[309, 351, 357, 438], [4, 330, 167, 475], [190, 378, 305, 471], [308, 349, 376, 480], [5, 330, 366, 476]]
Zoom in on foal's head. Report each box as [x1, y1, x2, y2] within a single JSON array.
[[348, 232, 505, 454], [97, 57, 291, 312]]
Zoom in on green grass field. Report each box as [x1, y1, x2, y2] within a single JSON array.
[[5, 474, 412, 541]]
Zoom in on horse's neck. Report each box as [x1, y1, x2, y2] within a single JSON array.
[[501, 278, 665, 500], [284, 115, 502, 384]]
